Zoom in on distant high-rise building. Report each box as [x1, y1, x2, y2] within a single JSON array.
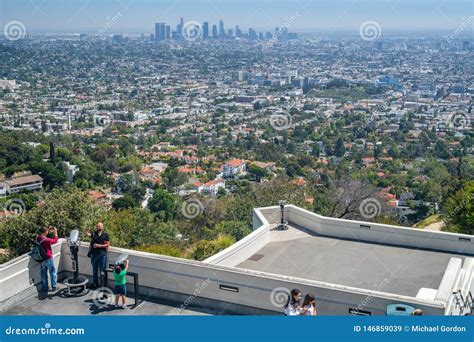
[[463, 41, 469, 51], [155, 23, 161, 41], [176, 18, 184, 40], [235, 26, 242, 38], [160, 23, 166, 40], [212, 24, 218, 38], [154, 22, 167, 41], [203, 22, 209, 39], [248, 28, 257, 40], [238, 70, 248, 82], [227, 29, 233, 38], [219, 20, 225, 38], [165, 25, 171, 40]]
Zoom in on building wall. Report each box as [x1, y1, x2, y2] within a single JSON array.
[[1, 240, 446, 315]]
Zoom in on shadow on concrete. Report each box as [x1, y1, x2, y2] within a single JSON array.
[[37, 288, 64, 301], [84, 298, 130, 315]]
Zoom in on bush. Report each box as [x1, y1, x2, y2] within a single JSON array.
[[214, 220, 251, 241], [135, 244, 183, 258], [190, 234, 235, 261], [102, 208, 178, 248]]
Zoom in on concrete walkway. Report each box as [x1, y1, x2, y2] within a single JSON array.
[[424, 222, 444, 231]]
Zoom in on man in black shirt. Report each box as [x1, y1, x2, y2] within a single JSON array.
[[86, 222, 110, 288]]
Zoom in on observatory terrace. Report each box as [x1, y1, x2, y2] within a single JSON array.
[[1, 204, 474, 316]]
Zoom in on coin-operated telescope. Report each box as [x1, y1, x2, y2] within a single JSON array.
[[63, 230, 88, 296], [276, 200, 289, 230]]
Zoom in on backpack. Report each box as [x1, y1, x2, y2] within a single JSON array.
[[31, 237, 47, 262]]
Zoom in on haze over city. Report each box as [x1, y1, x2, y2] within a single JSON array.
[[1, 0, 473, 34]]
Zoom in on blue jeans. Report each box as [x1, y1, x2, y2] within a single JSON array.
[[41, 258, 57, 291], [91, 254, 107, 286]]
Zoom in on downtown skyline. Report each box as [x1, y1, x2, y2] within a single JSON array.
[[1, 0, 473, 35]]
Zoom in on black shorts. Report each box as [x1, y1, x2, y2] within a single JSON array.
[[115, 284, 127, 295]]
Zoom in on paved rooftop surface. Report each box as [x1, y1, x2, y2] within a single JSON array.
[[2, 285, 220, 316], [237, 225, 466, 297]]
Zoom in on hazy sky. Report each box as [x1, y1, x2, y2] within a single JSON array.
[[1, 0, 473, 34]]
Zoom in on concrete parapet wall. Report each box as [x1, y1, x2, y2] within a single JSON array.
[[284, 205, 474, 255], [57, 243, 444, 315], [0, 240, 62, 311], [204, 224, 272, 266], [0, 240, 446, 315]]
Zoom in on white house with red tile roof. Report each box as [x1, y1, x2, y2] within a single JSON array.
[[191, 181, 204, 193], [223, 159, 246, 178], [202, 178, 225, 196]]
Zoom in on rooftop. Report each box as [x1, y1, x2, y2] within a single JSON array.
[[237, 224, 464, 297], [2, 205, 473, 316]]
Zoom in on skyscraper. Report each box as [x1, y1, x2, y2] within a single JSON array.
[[248, 28, 257, 40], [154, 23, 161, 41], [203, 22, 209, 39], [235, 26, 242, 38], [177, 18, 184, 40], [212, 24, 218, 38], [160, 23, 166, 41], [219, 20, 225, 38], [165, 25, 171, 40]]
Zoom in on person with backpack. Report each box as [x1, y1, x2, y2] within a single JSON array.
[[36, 226, 58, 292]]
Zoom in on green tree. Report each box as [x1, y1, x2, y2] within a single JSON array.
[[103, 208, 178, 248], [0, 188, 102, 258], [248, 165, 267, 182], [334, 137, 346, 158], [29, 161, 67, 189], [148, 189, 178, 221], [443, 181, 474, 234], [112, 195, 138, 210], [214, 220, 251, 241]]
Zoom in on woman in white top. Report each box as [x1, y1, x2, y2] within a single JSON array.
[[301, 293, 317, 316], [284, 289, 302, 316]]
